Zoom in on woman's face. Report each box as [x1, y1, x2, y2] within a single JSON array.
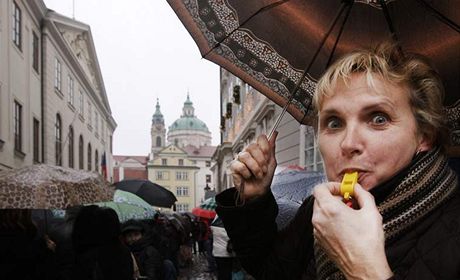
[[318, 73, 431, 190]]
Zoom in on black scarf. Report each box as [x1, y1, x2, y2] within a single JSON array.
[[314, 147, 458, 280]]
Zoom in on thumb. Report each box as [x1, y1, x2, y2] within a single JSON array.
[[353, 183, 376, 209]]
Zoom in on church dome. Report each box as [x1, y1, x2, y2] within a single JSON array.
[[168, 94, 210, 133], [169, 117, 209, 132]]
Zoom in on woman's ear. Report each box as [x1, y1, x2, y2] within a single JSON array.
[[418, 131, 434, 152]]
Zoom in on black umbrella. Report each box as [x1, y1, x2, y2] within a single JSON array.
[[114, 179, 177, 208]]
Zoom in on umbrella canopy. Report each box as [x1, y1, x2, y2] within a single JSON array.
[[168, 0, 460, 150], [192, 197, 217, 219], [0, 164, 114, 209], [271, 169, 326, 228], [53, 190, 157, 222], [114, 179, 177, 208]]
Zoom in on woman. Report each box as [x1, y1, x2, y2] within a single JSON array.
[[216, 44, 459, 279]]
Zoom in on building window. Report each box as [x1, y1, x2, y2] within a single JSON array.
[[304, 126, 323, 172], [178, 159, 184, 166], [156, 136, 161, 147], [87, 143, 92, 171], [95, 111, 99, 135], [206, 174, 211, 183], [32, 32, 39, 72], [161, 158, 167, 165], [176, 203, 189, 212], [54, 58, 61, 91], [12, 1, 22, 49], [155, 171, 169, 180], [176, 171, 188, 181], [95, 150, 99, 172], [68, 126, 74, 168], [205, 161, 211, 167], [174, 139, 178, 146], [79, 91, 84, 116], [33, 118, 40, 162], [55, 114, 62, 166], [79, 135, 84, 169], [176, 186, 189, 197], [13, 101, 22, 152], [88, 102, 92, 126], [101, 120, 105, 140], [68, 76, 74, 106]]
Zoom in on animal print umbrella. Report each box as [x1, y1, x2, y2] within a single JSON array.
[[0, 164, 114, 209]]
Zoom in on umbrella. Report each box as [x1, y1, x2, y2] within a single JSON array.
[[53, 190, 157, 222], [167, 0, 460, 147], [114, 179, 177, 208], [192, 196, 217, 219], [0, 164, 114, 209], [271, 169, 326, 204], [271, 169, 326, 228]]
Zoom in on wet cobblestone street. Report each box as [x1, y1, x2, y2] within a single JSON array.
[[178, 253, 216, 280]]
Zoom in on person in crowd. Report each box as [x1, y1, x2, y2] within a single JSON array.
[[216, 43, 460, 279], [48, 206, 82, 280], [122, 219, 176, 280], [190, 218, 200, 255], [0, 209, 57, 280], [71, 205, 134, 280], [211, 216, 234, 280]]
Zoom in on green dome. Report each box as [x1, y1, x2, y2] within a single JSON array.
[[169, 117, 210, 132]]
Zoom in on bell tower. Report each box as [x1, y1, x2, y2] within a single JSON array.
[[151, 98, 166, 155]]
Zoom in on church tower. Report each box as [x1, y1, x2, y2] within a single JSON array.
[[151, 99, 166, 155]]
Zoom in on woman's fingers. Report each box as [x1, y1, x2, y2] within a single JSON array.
[[230, 158, 253, 179], [352, 183, 378, 211]]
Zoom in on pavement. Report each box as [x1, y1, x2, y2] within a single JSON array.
[[178, 253, 216, 280]]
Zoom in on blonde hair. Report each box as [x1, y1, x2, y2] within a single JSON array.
[[314, 43, 447, 148]]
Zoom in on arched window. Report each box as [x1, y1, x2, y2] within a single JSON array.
[[156, 136, 162, 147], [79, 135, 84, 169], [95, 150, 99, 172], [87, 143, 92, 171], [68, 126, 74, 168], [55, 114, 62, 166]]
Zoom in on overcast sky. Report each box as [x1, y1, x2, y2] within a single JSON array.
[[44, 0, 220, 156]]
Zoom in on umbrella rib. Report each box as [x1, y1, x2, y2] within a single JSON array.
[[326, 1, 354, 69], [269, 1, 351, 140], [415, 0, 460, 33], [202, 0, 291, 59], [378, 0, 404, 55]]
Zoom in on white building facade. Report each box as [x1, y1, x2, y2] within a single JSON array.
[[0, 0, 116, 180]]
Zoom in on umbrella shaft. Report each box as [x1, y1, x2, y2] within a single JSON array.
[[268, 99, 291, 140]]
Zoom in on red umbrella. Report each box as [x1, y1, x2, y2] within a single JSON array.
[[192, 197, 217, 219], [192, 207, 216, 220]]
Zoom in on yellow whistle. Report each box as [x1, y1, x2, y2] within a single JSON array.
[[340, 171, 358, 201]]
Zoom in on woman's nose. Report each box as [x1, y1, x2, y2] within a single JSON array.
[[340, 125, 363, 157]]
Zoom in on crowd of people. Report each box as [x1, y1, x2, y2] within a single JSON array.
[[0, 206, 244, 280]]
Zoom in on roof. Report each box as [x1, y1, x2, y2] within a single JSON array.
[[113, 155, 149, 165], [168, 116, 210, 132], [183, 145, 217, 158]]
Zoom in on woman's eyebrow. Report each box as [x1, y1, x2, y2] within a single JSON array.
[[360, 102, 396, 114]]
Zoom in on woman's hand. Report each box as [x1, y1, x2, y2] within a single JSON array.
[[229, 132, 278, 200], [312, 183, 393, 280]]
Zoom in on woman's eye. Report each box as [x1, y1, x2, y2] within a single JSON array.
[[371, 114, 388, 125], [326, 117, 341, 129]]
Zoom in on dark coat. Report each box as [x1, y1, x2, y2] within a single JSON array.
[[128, 235, 164, 280], [0, 230, 54, 280], [216, 184, 460, 279]]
